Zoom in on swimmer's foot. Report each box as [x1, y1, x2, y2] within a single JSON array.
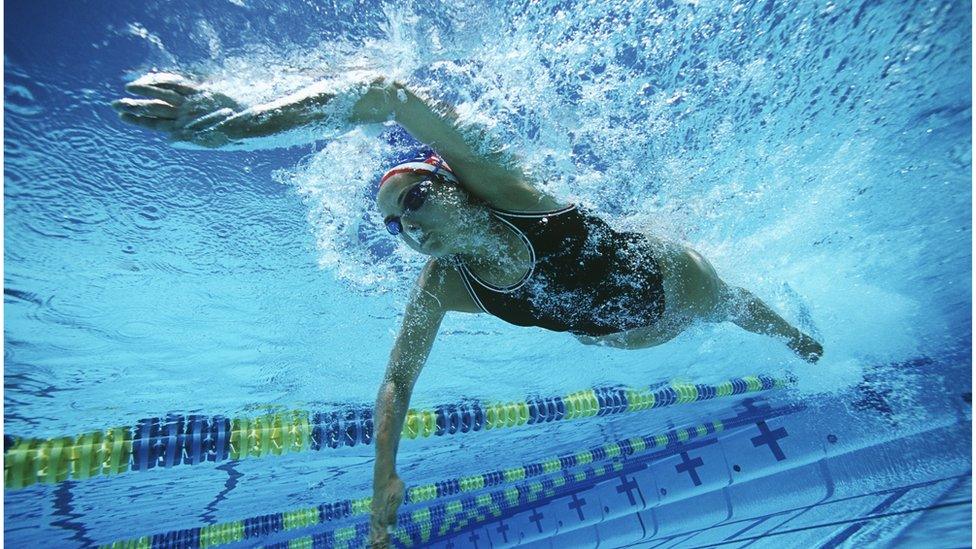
[[788, 332, 823, 363]]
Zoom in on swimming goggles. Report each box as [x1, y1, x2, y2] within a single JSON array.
[[384, 179, 434, 235]]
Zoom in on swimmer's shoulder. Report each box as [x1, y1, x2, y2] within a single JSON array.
[[478, 176, 568, 213], [418, 257, 482, 314]]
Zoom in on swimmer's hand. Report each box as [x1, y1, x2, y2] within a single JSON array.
[[112, 72, 243, 148], [788, 331, 823, 363], [369, 473, 405, 548]]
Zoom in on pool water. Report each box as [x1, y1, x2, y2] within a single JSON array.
[[4, 0, 971, 547]]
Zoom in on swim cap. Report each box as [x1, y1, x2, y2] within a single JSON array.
[[379, 151, 459, 187]]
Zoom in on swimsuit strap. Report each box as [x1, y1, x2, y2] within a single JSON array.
[[487, 204, 577, 219]]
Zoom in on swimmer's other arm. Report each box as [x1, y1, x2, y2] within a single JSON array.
[[111, 72, 393, 148], [369, 262, 447, 548], [114, 73, 555, 209]]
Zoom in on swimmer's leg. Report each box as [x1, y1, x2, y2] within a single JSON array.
[[719, 284, 823, 363]]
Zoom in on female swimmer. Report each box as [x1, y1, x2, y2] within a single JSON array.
[[113, 73, 823, 547]]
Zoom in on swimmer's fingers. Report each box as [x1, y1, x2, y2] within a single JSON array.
[[112, 98, 178, 119], [118, 113, 176, 133], [127, 72, 199, 96], [123, 83, 186, 106], [125, 77, 210, 108]]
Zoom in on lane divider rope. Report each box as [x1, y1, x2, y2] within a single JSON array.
[[99, 406, 796, 549], [6, 374, 790, 490]]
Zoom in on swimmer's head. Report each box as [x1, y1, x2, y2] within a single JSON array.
[[378, 151, 459, 188], [376, 151, 487, 258]]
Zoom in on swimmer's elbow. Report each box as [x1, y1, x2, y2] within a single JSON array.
[[349, 76, 407, 124]]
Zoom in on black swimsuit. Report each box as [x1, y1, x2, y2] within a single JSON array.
[[451, 205, 666, 337]]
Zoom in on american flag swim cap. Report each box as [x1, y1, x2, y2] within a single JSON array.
[[379, 151, 459, 187]]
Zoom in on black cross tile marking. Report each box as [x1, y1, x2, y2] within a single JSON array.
[[616, 474, 642, 506], [736, 397, 771, 418], [496, 521, 509, 543], [675, 451, 704, 486], [529, 508, 545, 533], [751, 420, 788, 461], [569, 493, 587, 521]]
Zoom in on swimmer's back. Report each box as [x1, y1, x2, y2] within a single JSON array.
[[428, 205, 666, 336]]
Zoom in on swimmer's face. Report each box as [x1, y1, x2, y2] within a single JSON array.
[[376, 172, 478, 257]]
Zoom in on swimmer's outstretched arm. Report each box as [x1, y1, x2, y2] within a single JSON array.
[[114, 72, 558, 209], [369, 261, 449, 548], [112, 71, 394, 148]]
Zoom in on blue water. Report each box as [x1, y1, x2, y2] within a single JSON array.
[[4, 0, 971, 547]]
